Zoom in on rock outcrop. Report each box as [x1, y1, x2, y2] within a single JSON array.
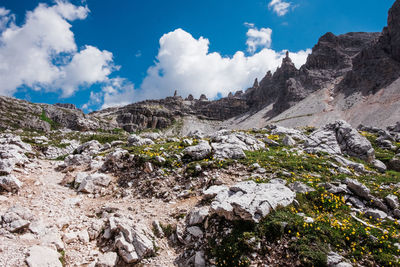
[[203, 181, 295, 223]]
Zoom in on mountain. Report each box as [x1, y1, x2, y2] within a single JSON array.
[[0, 0, 399, 135], [92, 0, 400, 133]]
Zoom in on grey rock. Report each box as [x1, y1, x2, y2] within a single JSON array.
[[282, 135, 296, 146], [187, 226, 203, 238], [385, 194, 399, 210], [26, 246, 62, 267], [140, 132, 161, 140], [63, 232, 78, 244], [305, 129, 342, 155], [152, 220, 164, 238], [334, 155, 367, 173], [0, 174, 23, 192], [207, 181, 295, 223], [332, 121, 375, 162], [41, 232, 64, 251], [305, 121, 375, 163], [389, 156, 400, 172], [348, 197, 365, 209], [288, 182, 315, 194], [365, 209, 387, 220], [64, 154, 92, 167], [187, 207, 210, 226], [335, 263, 353, 267], [96, 252, 119, 267], [327, 251, 343, 266], [128, 134, 154, 146], [394, 209, 400, 219], [183, 141, 212, 160], [194, 251, 206, 267], [344, 178, 371, 199], [372, 159, 387, 173], [78, 173, 111, 193], [115, 233, 138, 263], [9, 219, 30, 232], [110, 217, 155, 263], [264, 137, 279, 146], [203, 185, 229, 199], [144, 162, 153, 173], [76, 140, 102, 155], [211, 143, 246, 159], [182, 139, 193, 146]]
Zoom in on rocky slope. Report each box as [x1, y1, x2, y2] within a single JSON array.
[[0, 96, 116, 133], [1, 119, 400, 266]]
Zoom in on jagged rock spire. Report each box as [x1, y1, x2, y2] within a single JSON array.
[[282, 51, 293, 65], [253, 78, 259, 88]]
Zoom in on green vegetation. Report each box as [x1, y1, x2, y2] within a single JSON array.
[[39, 109, 60, 130], [209, 189, 400, 266]]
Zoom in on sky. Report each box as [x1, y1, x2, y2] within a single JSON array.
[[0, 0, 395, 112]]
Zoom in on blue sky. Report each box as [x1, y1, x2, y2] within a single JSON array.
[[0, 0, 395, 111]]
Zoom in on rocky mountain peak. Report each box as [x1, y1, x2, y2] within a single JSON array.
[[388, 0, 400, 62]]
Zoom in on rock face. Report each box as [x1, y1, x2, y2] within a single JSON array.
[[0, 96, 115, 132], [203, 181, 295, 223], [93, 95, 249, 132], [244, 32, 379, 115]]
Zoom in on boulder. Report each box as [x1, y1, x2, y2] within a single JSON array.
[[0, 174, 23, 192], [204, 181, 295, 223], [211, 143, 246, 159], [96, 252, 119, 267], [385, 194, 399, 210], [372, 159, 387, 173], [1, 205, 33, 232], [187, 207, 210, 226], [365, 209, 387, 220], [388, 156, 400, 172], [183, 141, 212, 160], [64, 154, 92, 167], [26, 246, 62, 267], [288, 182, 315, 194], [128, 134, 154, 146], [194, 251, 206, 267], [282, 135, 296, 146], [76, 140, 102, 155], [344, 178, 371, 200], [305, 121, 375, 162], [331, 121, 375, 162], [78, 173, 111, 193], [107, 216, 155, 263]]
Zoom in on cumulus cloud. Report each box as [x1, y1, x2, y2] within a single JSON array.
[[245, 24, 272, 53], [136, 28, 310, 103], [268, 0, 291, 16], [0, 0, 116, 97], [82, 78, 137, 111]]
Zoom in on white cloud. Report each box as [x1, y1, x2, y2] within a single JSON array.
[[0, 1, 115, 97], [245, 24, 272, 53], [268, 0, 291, 16], [134, 28, 310, 103], [0, 7, 14, 31], [82, 78, 137, 111]]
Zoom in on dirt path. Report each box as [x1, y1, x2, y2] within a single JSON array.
[[0, 160, 200, 266]]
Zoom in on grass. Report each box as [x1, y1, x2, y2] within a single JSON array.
[[39, 109, 60, 130]]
